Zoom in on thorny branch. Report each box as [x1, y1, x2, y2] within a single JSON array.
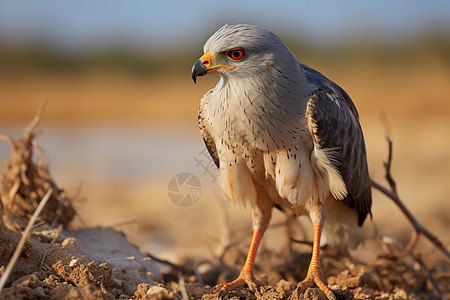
[[370, 137, 450, 259]]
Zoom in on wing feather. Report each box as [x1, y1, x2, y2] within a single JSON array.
[[306, 88, 372, 225], [198, 88, 220, 168]]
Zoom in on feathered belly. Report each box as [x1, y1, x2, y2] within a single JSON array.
[[216, 138, 340, 212]]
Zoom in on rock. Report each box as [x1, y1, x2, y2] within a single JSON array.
[[143, 285, 174, 300], [59, 227, 161, 293]]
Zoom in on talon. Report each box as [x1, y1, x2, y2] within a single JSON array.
[[217, 289, 224, 299], [210, 274, 261, 298], [296, 273, 335, 300], [211, 285, 220, 294], [328, 291, 337, 300], [210, 228, 265, 298]]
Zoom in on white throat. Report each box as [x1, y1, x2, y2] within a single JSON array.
[[208, 63, 309, 152]]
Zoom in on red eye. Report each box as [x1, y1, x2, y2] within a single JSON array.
[[226, 49, 245, 61]]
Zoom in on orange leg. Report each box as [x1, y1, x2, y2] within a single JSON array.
[[212, 202, 271, 298], [212, 228, 264, 298], [297, 223, 336, 300], [241, 227, 263, 277]]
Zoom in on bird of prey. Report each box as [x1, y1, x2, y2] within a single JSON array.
[[191, 24, 371, 300]]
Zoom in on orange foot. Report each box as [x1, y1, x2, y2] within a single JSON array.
[[211, 271, 262, 299], [296, 271, 336, 300]]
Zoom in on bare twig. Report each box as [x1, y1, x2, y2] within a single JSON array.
[[107, 256, 135, 261], [178, 271, 189, 300], [370, 138, 450, 258], [103, 217, 138, 228], [23, 98, 48, 140], [413, 253, 445, 299], [40, 224, 62, 270], [290, 238, 313, 247], [0, 188, 53, 291], [144, 252, 184, 271], [0, 135, 15, 146], [192, 262, 205, 287]]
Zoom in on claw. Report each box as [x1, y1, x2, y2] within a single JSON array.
[[296, 278, 315, 299], [210, 274, 261, 298], [296, 271, 335, 300], [249, 282, 258, 292], [328, 291, 337, 300], [210, 285, 219, 294], [211, 228, 266, 298]]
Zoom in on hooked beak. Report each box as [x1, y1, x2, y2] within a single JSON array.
[[191, 60, 207, 84], [191, 51, 235, 84]]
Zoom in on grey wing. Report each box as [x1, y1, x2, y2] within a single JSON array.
[[198, 88, 219, 168], [306, 88, 372, 226]]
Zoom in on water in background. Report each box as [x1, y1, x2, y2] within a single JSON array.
[[0, 123, 206, 183]]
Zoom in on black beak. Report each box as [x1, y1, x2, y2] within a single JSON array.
[[191, 60, 207, 84]]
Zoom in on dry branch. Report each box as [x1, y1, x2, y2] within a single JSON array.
[[370, 138, 450, 258], [145, 252, 184, 272], [0, 188, 53, 291], [178, 271, 189, 300], [40, 224, 62, 270]]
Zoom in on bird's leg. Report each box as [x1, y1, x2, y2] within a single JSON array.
[[212, 199, 272, 298], [296, 205, 336, 300]]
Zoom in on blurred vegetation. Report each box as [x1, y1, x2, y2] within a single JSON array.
[[0, 44, 180, 76], [1, 30, 449, 77], [285, 31, 450, 69]]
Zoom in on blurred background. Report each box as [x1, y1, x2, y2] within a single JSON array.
[[0, 0, 449, 262]]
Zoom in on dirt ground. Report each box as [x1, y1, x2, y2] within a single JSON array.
[[0, 223, 449, 300]]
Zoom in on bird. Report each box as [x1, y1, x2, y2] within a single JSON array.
[[191, 24, 371, 300]]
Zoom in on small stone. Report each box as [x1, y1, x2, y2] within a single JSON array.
[[32, 286, 47, 297], [304, 287, 326, 300], [276, 279, 293, 292], [375, 293, 390, 300], [147, 286, 169, 295], [330, 284, 342, 291], [69, 258, 80, 268], [144, 285, 174, 299], [61, 237, 77, 247], [197, 262, 214, 275]]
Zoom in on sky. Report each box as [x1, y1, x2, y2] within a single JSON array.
[[0, 0, 449, 52]]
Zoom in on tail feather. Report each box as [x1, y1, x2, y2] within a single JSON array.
[[322, 200, 363, 254]]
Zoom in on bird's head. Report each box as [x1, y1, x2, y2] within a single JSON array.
[[191, 24, 298, 84]]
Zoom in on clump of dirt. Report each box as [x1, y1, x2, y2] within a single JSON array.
[[0, 227, 162, 299], [51, 260, 112, 289], [0, 101, 75, 231]]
